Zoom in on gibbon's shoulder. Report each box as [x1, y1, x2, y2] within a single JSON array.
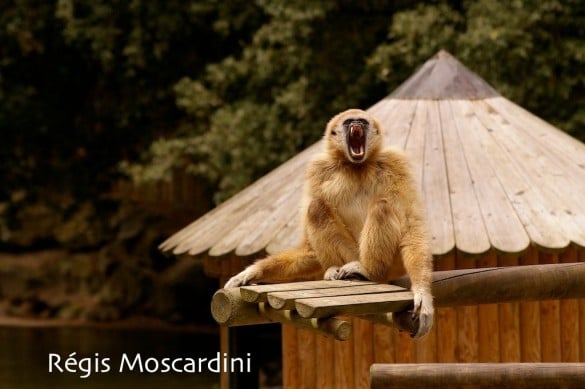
[[306, 153, 337, 176], [377, 147, 410, 173]]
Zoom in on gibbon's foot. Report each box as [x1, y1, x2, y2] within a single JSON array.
[[411, 289, 434, 338], [323, 266, 340, 280], [334, 261, 370, 281], [224, 265, 261, 288]]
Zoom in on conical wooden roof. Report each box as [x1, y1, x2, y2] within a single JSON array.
[[161, 50, 585, 257]]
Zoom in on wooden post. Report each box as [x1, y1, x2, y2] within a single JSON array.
[[393, 263, 585, 306], [370, 363, 585, 389]]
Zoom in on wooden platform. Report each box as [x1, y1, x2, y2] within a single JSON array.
[[211, 280, 417, 340]]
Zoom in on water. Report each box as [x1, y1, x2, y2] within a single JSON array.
[[0, 326, 219, 389]]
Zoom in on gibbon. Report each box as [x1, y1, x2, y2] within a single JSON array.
[[225, 109, 434, 337]]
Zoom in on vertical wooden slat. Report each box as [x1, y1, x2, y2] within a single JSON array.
[[560, 247, 580, 362], [315, 335, 334, 389], [519, 247, 541, 362], [416, 313, 437, 363], [498, 254, 521, 362], [298, 329, 316, 389], [539, 252, 562, 362], [282, 324, 299, 389], [353, 318, 374, 389], [477, 251, 500, 362], [220, 326, 230, 389], [456, 253, 479, 362], [580, 248, 585, 361], [394, 331, 416, 363], [334, 317, 355, 389], [435, 253, 457, 362], [373, 323, 395, 364]]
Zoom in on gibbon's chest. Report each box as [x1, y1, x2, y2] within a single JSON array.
[[321, 169, 382, 240]]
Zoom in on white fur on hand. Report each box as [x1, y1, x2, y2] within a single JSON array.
[[412, 288, 434, 338], [334, 261, 369, 280], [323, 266, 340, 280], [224, 265, 261, 288]]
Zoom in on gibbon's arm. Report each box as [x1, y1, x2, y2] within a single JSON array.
[[390, 151, 434, 338]]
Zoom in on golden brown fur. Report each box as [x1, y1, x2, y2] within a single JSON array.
[[224, 109, 434, 337]]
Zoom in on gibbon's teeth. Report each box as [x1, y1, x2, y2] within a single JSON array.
[[349, 123, 366, 160]]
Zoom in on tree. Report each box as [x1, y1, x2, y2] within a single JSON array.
[[129, 0, 585, 204]]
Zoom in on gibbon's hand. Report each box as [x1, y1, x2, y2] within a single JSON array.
[[224, 264, 261, 288], [323, 266, 340, 280], [412, 289, 434, 338], [334, 261, 370, 281]]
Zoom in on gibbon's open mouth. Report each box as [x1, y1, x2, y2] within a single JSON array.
[[348, 123, 366, 160]]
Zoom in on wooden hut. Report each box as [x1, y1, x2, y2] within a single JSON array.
[[161, 51, 585, 388]]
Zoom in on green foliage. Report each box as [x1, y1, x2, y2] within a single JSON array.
[[367, 0, 585, 137], [129, 0, 585, 204]]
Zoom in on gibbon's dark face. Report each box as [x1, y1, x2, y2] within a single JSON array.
[[326, 109, 382, 164], [343, 118, 369, 162]]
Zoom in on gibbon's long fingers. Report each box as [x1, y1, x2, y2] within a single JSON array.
[[323, 266, 340, 280], [334, 261, 370, 281], [358, 198, 401, 282], [225, 265, 261, 288], [412, 290, 434, 338]]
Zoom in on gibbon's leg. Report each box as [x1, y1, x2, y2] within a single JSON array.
[[400, 219, 434, 338], [305, 197, 360, 279], [335, 198, 401, 282], [224, 245, 322, 288]]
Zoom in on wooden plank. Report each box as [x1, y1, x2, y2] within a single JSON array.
[[488, 97, 585, 186], [403, 99, 429, 191], [485, 98, 585, 250], [422, 101, 455, 255], [266, 214, 302, 254], [380, 99, 418, 150], [373, 323, 395, 364], [334, 317, 355, 389], [168, 142, 320, 255], [370, 363, 585, 389], [353, 318, 374, 389], [282, 324, 299, 389], [434, 253, 457, 363], [315, 333, 334, 388], [438, 100, 490, 255], [267, 284, 406, 310], [559, 247, 580, 362], [236, 186, 303, 255], [298, 329, 316, 389], [498, 254, 521, 362], [519, 247, 541, 362], [539, 252, 561, 362], [394, 331, 416, 363], [581, 249, 585, 362], [456, 254, 478, 362], [220, 326, 230, 389], [239, 280, 374, 303], [477, 251, 500, 362], [295, 291, 414, 319], [415, 317, 437, 363], [470, 100, 571, 251], [449, 101, 529, 254]]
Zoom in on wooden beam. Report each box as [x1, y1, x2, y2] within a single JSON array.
[[239, 280, 374, 303], [370, 363, 585, 389], [210, 288, 352, 340], [393, 263, 585, 307]]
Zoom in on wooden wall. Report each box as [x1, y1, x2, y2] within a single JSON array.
[[281, 246, 585, 389]]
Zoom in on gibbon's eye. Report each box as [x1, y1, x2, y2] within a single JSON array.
[[331, 130, 337, 135]]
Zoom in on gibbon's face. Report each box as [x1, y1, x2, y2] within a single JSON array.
[[325, 109, 382, 164]]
